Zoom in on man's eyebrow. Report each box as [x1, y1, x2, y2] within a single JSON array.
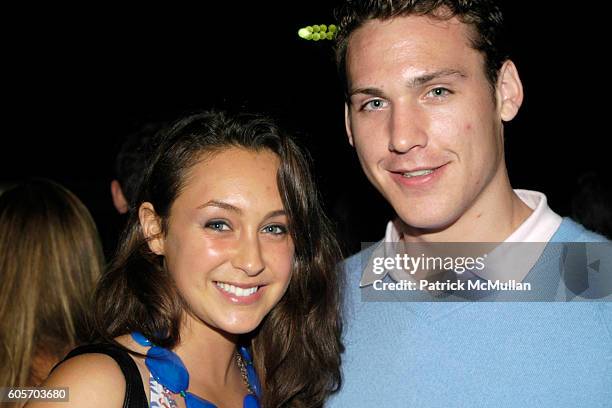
[[197, 200, 242, 214], [348, 87, 386, 99], [407, 69, 466, 87], [348, 69, 466, 98]]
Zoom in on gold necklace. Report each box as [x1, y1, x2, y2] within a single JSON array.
[[235, 351, 255, 395]]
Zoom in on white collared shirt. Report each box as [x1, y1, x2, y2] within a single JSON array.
[[360, 190, 563, 286]]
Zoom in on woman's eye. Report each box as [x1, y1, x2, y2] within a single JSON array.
[[427, 87, 452, 98], [262, 224, 287, 235], [205, 221, 231, 231], [362, 99, 388, 111]]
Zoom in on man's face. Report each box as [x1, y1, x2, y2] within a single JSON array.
[[345, 15, 514, 232]]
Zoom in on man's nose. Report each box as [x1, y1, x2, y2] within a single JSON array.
[[388, 103, 428, 153]]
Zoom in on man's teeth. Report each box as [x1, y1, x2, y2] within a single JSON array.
[[215, 282, 259, 297], [402, 169, 434, 178]]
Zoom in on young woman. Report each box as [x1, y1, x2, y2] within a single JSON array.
[[28, 111, 343, 408], [0, 179, 104, 392]]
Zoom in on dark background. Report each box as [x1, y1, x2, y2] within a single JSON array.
[[2, 2, 610, 257]]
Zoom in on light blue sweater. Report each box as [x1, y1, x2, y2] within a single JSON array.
[[328, 218, 612, 407]]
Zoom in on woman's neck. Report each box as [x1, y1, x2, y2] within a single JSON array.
[[174, 315, 241, 389]]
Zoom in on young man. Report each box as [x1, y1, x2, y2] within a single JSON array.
[[329, 1, 612, 406]]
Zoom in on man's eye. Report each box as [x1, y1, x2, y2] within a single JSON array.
[[262, 224, 287, 235], [427, 87, 452, 98], [362, 99, 388, 111], [205, 221, 231, 231]]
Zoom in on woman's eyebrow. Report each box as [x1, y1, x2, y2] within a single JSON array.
[[197, 201, 285, 220], [264, 210, 286, 219], [197, 200, 242, 214]]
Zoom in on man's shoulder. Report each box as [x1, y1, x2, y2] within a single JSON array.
[[342, 242, 380, 273], [553, 217, 610, 242]]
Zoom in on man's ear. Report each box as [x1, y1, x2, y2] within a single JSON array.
[[345, 102, 354, 146], [110, 180, 129, 214], [496, 60, 524, 122], [139, 202, 165, 255]]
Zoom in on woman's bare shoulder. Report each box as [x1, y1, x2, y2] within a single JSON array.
[[25, 353, 126, 408]]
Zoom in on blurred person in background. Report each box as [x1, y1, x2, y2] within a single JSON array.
[[0, 179, 104, 392], [571, 171, 612, 239], [111, 122, 165, 215]]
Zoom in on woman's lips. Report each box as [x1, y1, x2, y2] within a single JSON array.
[[214, 281, 265, 305]]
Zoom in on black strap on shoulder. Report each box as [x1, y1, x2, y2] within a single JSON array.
[[57, 343, 148, 408]]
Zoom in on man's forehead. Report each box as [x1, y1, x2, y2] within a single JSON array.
[[347, 14, 472, 52], [345, 14, 483, 87]]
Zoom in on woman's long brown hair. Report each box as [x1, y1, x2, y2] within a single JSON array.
[[94, 111, 343, 407]]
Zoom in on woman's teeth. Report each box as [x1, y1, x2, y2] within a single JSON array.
[[215, 282, 259, 297]]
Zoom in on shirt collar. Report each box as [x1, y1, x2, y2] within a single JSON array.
[[504, 189, 562, 243], [360, 190, 563, 286]]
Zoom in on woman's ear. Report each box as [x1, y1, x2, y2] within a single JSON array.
[[139, 202, 165, 255]]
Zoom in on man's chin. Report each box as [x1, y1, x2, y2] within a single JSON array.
[[393, 208, 459, 236]]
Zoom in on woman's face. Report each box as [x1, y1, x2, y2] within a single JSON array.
[[143, 147, 294, 334]]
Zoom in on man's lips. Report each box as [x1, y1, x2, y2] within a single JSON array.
[[388, 163, 447, 175], [388, 163, 449, 187]]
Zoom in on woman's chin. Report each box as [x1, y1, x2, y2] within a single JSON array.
[[212, 314, 266, 336]]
